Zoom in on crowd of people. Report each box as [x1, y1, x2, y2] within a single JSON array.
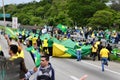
[[0, 26, 119, 80]]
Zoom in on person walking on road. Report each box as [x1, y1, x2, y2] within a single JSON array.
[[106, 44, 112, 61], [91, 43, 98, 61], [100, 46, 109, 71], [98, 42, 103, 61], [74, 44, 81, 61], [42, 38, 48, 53], [47, 36, 53, 56]]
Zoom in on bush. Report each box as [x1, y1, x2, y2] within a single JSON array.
[[110, 54, 120, 62], [110, 54, 118, 60]]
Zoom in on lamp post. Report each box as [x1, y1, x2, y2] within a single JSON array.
[[2, 0, 6, 29]]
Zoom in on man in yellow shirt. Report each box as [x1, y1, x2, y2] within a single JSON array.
[[91, 43, 98, 61], [32, 36, 38, 46], [5, 34, 25, 59], [100, 46, 109, 71], [9, 44, 28, 79]]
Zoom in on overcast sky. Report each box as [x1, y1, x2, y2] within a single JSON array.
[[0, 0, 40, 6]]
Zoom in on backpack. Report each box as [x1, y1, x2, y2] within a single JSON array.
[[0, 56, 20, 80], [37, 67, 52, 80]]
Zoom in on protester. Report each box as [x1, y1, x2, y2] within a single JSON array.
[[91, 43, 98, 61], [42, 38, 48, 53], [26, 39, 41, 67], [25, 55, 55, 80], [37, 36, 42, 52], [97, 42, 103, 61], [47, 36, 54, 56], [18, 33, 23, 43], [5, 34, 25, 58], [74, 44, 81, 61], [9, 44, 28, 79], [100, 46, 109, 71], [106, 44, 112, 61], [32, 35, 38, 46]]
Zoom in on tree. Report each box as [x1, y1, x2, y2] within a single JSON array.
[[68, 0, 107, 26], [29, 16, 41, 25], [5, 4, 17, 15], [113, 12, 120, 28], [0, 0, 111, 27], [88, 10, 114, 29], [13, 13, 31, 25]]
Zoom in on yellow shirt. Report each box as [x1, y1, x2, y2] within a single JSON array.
[[95, 41, 100, 46], [43, 39, 48, 47], [32, 37, 37, 45], [9, 55, 18, 60], [91, 33, 95, 38], [100, 48, 109, 58], [92, 45, 98, 52], [17, 50, 24, 58], [63, 38, 67, 40]]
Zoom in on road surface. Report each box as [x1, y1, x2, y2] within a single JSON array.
[[0, 35, 120, 80]]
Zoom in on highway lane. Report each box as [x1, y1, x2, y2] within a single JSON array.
[[0, 35, 120, 80], [51, 58, 120, 80]]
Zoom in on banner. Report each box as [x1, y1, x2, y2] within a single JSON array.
[[12, 17, 18, 29]]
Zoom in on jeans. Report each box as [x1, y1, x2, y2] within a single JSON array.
[[101, 57, 108, 71], [111, 37, 115, 44], [76, 50, 81, 61]]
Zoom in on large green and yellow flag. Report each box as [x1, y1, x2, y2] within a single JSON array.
[[57, 24, 67, 33], [26, 46, 41, 67], [5, 27, 17, 39]]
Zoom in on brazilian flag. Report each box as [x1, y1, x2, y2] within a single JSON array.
[[26, 46, 41, 67], [57, 24, 67, 33], [5, 27, 17, 39]]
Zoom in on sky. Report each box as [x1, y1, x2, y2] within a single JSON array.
[[0, 0, 40, 6], [0, 0, 116, 7]]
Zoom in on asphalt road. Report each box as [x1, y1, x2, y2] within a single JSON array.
[[0, 35, 120, 80]]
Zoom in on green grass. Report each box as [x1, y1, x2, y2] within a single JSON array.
[[110, 54, 120, 62]]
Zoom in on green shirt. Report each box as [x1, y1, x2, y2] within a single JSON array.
[[48, 38, 53, 47]]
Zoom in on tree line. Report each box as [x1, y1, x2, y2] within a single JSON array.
[[0, 0, 120, 29]]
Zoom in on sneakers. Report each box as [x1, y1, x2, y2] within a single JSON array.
[[77, 59, 81, 61], [104, 62, 108, 66], [102, 69, 104, 72]]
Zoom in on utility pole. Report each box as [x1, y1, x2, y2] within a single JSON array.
[[2, 0, 6, 30]]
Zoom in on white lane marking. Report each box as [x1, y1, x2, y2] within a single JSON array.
[[81, 61, 120, 75], [70, 76, 79, 80]]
